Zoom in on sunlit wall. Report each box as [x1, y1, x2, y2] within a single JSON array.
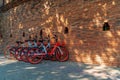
[[0, 0, 120, 66], [4, 0, 12, 4]]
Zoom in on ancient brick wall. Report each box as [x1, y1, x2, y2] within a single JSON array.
[[0, 0, 120, 66]]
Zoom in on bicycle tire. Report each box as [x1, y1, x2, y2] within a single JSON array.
[[4, 46, 14, 59], [27, 48, 43, 64], [9, 47, 17, 58], [55, 46, 69, 62], [20, 48, 29, 62], [14, 48, 22, 61]]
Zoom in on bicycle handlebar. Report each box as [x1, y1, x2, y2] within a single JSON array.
[[38, 35, 50, 42], [16, 41, 24, 44], [19, 34, 58, 43], [25, 39, 37, 42]]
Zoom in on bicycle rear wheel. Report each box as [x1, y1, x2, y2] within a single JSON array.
[[27, 48, 43, 64], [55, 46, 69, 62], [21, 48, 29, 62], [4, 46, 14, 59], [14, 48, 22, 61], [9, 47, 17, 59]]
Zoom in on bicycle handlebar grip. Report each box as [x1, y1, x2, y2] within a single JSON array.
[[39, 39, 43, 42], [16, 41, 24, 44], [25, 40, 32, 42]]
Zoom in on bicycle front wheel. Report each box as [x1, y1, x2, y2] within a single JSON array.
[[55, 46, 69, 62]]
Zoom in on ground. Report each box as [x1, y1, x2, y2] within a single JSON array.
[[0, 55, 120, 80]]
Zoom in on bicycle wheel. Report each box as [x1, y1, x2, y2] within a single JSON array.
[[27, 48, 43, 64], [55, 46, 69, 62], [20, 48, 29, 62], [4, 45, 14, 59], [14, 47, 22, 61], [9, 47, 17, 58], [4, 46, 10, 58]]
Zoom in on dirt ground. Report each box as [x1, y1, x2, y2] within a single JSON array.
[[0, 55, 120, 80]]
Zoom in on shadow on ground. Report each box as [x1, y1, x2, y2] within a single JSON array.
[[0, 55, 120, 80]]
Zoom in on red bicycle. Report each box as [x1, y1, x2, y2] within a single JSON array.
[[27, 35, 69, 64], [15, 40, 38, 62], [4, 41, 22, 59], [14, 41, 25, 61]]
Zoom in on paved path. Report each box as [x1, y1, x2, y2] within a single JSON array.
[[0, 55, 120, 80]]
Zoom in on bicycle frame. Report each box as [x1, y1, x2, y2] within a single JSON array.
[[35, 41, 51, 55], [26, 34, 69, 64], [48, 42, 63, 56]]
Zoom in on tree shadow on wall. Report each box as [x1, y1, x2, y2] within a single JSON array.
[[1, 0, 119, 68]]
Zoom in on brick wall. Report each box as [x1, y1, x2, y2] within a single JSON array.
[[0, 0, 120, 66]]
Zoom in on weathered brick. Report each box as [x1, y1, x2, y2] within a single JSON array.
[[0, 0, 120, 67]]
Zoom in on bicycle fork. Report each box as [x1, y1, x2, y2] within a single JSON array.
[[57, 46, 63, 55]]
